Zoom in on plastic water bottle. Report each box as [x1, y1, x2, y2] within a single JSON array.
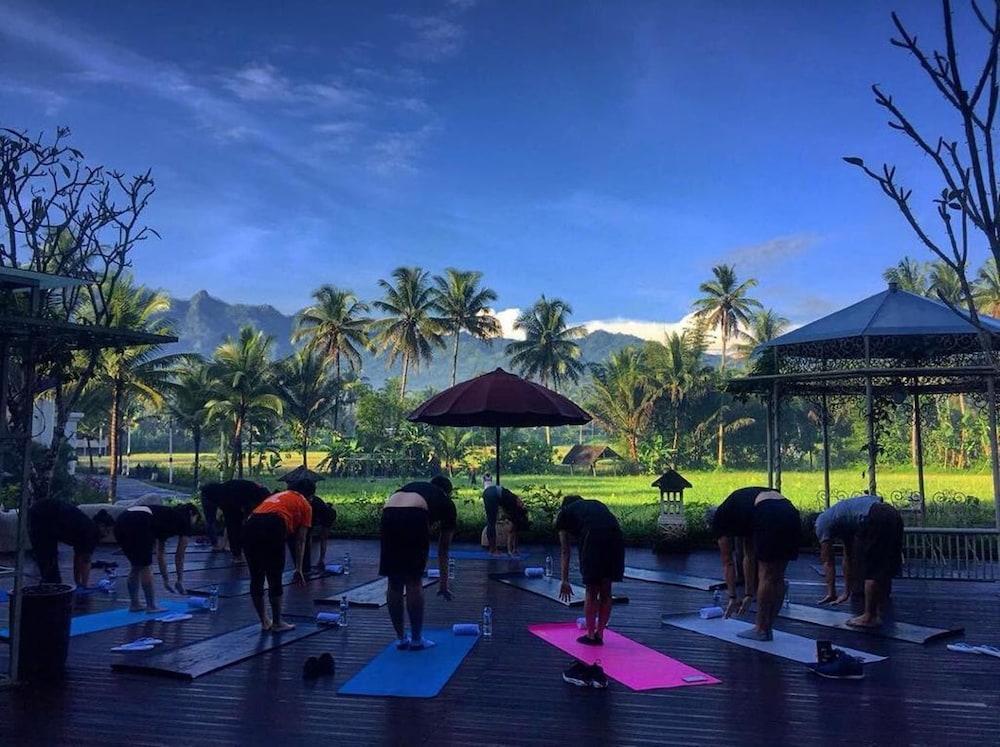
[[339, 596, 349, 627], [482, 605, 493, 638], [448, 558, 456, 581], [343, 551, 351, 576], [713, 589, 722, 607], [783, 579, 791, 609], [209, 583, 220, 612], [544, 555, 553, 578]]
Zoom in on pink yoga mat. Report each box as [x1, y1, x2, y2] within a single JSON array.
[[529, 623, 720, 691]]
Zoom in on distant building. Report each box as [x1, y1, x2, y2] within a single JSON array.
[[561, 444, 625, 475]]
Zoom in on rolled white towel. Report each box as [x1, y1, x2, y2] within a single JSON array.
[[698, 606, 724, 619], [524, 567, 544, 578]]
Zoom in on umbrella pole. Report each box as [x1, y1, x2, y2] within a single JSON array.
[[495, 427, 501, 486]]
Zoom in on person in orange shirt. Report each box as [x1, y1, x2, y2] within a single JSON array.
[[243, 479, 313, 633]]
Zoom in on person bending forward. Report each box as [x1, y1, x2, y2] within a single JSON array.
[[114, 503, 198, 612], [556, 495, 625, 645], [243, 480, 313, 633], [28, 499, 113, 587], [379, 475, 456, 650]]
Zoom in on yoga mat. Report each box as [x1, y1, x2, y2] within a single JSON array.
[[178, 558, 240, 573], [490, 573, 629, 607], [338, 627, 478, 698], [189, 569, 328, 598], [530, 622, 719, 690], [0, 601, 188, 639], [315, 577, 438, 608], [429, 548, 526, 560], [661, 613, 886, 664], [774, 602, 963, 644], [624, 566, 727, 591], [114, 544, 215, 556], [112, 617, 328, 680]]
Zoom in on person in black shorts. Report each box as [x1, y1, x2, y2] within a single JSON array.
[[283, 480, 337, 568], [28, 499, 114, 586], [846, 501, 904, 629], [200, 479, 271, 559], [114, 503, 198, 612], [482, 484, 530, 556], [555, 495, 625, 646], [712, 487, 800, 641], [379, 475, 455, 650]]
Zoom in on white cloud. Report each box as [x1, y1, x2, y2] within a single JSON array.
[[224, 63, 293, 101], [493, 308, 524, 340], [0, 80, 67, 115], [394, 15, 466, 62], [720, 233, 819, 272]]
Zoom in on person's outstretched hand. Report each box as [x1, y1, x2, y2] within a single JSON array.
[[292, 569, 306, 586], [558, 582, 573, 603], [163, 581, 176, 594], [174, 580, 186, 595], [437, 586, 454, 601]]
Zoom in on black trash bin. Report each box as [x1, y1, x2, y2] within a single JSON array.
[[9, 583, 74, 680]]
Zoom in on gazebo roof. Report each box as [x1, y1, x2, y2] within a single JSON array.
[[758, 283, 1000, 360]]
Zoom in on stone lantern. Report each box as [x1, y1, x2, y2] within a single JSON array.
[[653, 469, 692, 536]]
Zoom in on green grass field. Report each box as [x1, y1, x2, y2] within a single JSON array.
[[88, 452, 998, 539]]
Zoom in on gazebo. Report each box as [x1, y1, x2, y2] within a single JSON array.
[[0, 267, 177, 684], [728, 282, 1000, 533]]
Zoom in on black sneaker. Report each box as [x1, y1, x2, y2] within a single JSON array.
[[562, 661, 593, 687], [588, 663, 609, 689], [808, 649, 865, 680]]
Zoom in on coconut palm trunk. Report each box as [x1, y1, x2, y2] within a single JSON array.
[[717, 331, 727, 468], [400, 353, 410, 397], [107, 378, 123, 501], [192, 426, 202, 486], [302, 427, 310, 469], [451, 331, 461, 387], [333, 351, 342, 432]]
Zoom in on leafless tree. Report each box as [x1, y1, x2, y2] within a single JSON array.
[[0, 127, 158, 498], [845, 0, 999, 356]]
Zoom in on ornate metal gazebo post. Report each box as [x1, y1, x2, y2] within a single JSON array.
[[863, 336, 877, 496], [986, 375, 1000, 530], [820, 392, 831, 509], [912, 382, 926, 515], [772, 380, 782, 493], [765, 393, 773, 488]]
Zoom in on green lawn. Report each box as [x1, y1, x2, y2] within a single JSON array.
[[91, 453, 998, 538]]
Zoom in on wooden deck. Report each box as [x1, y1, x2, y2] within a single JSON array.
[[1, 539, 997, 746]]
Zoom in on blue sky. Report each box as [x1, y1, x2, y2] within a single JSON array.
[[0, 0, 991, 337]]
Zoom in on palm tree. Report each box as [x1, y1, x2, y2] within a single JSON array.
[[692, 264, 761, 467], [975, 258, 1000, 317], [165, 359, 213, 486], [428, 427, 474, 476], [883, 256, 929, 294], [928, 261, 963, 305], [372, 267, 444, 396], [647, 323, 712, 459], [292, 285, 371, 430], [275, 347, 339, 468], [505, 296, 586, 390], [738, 309, 790, 359], [587, 348, 658, 461], [206, 326, 283, 478], [86, 278, 185, 500], [432, 269, 502, 386]]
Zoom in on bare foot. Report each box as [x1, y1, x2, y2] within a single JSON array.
[[271, 621, 296, 633], [128, 605, 145, 613], [146, 606, 168, 614], [846, 615, 881, 628]]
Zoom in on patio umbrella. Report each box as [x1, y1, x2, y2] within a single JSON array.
[[407, 367, 591, 484]]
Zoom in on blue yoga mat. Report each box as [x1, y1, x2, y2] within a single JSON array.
[[0, 601, 188, 639], [338, 627, 479, 698], [429, 548, 526, 560]]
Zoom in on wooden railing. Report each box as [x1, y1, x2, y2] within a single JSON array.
[[902, 527, 999, 581]]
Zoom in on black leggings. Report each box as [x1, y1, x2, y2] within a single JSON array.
[[243, 514, 286, 599], [29, 531, 61, 583], [219, 502, 248, 558], [483, 487, 501, 544]]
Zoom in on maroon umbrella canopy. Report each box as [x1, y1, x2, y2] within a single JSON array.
[[407, 368, 591, 428]]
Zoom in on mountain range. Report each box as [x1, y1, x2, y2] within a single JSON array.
[[163, 290, 718, 390]]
